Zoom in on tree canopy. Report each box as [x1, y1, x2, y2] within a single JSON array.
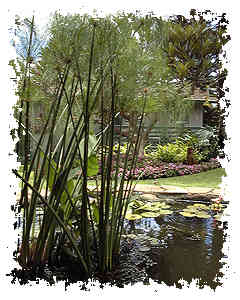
[[10, 10, 229, 156], [166, 10, 230, 92]]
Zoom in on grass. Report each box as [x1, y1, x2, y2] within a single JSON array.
[[134, 168, 226, 189], [19, 167, 226, 191]]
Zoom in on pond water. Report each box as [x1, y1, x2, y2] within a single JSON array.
[[16, 198, 228, 289], [123, 200, 228, 289]]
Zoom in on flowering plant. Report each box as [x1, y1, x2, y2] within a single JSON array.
[[109, 155, 221, 180]]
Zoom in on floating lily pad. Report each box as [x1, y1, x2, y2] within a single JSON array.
[[129, 200, 145, 208], [151, 202, 163, 208], [185, 205, 196, 209], [182, 207, 197, 212], [158, 209, 173, 215], [146, 206, 162, 212], [184, 205, 199, 211], [193, 203, 210, 210], [179, 211, 196, 217], [135, 204, 150, 210], [182, 208, 199, 214], [160, 204, 171, 209], [195, 213, 211, 219], [153, 202, 171, 208], [141, 211, 161, 218], [135, 205, 160, 212], [125, 213, 142, 220], [193, 203, 206, 207]]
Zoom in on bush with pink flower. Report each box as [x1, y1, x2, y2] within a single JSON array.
[[110, 154, 221, 180]]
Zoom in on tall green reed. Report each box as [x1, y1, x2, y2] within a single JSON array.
[[13, 18, 145, 279]]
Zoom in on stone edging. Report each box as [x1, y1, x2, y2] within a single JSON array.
[[133, 184, 222, 202]]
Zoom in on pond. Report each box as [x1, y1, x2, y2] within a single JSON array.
[[123, 199, 228, 289], [14, 197, 228, 289]]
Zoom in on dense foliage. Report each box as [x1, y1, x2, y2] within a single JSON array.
[[166, 10, 230, 91]]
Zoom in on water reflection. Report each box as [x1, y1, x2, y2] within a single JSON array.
[[124, 205, 227, 289]]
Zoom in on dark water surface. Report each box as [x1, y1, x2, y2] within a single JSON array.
[[123, 200, 228, 289], [16, 199, 228, 289]]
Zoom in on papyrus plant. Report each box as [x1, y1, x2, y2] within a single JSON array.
[[12, 15, 146, 279]]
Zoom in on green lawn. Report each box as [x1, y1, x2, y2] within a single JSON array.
[[18, 168, 226, 190], [134, 168, 226, 189]]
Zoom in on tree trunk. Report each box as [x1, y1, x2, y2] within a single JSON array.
[[120, 112, 158, 157], [138, 133, 148, 157]]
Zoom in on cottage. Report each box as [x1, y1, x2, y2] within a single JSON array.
[[145, 87, 218, 143]]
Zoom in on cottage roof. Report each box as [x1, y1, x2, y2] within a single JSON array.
[[189, 87, 218, 103]]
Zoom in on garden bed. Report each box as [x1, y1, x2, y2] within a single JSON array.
[[110, 155, 221, 180]]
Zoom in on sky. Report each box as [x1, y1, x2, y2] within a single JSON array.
[[2, 0, 239, 298]]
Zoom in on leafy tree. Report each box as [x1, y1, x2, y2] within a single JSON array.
[[114, 39, 191, 155], [165, 10, 230, 156], [12, 12, 192, 157], [166, 10, 230, 92], [91, 13, 192, 155]]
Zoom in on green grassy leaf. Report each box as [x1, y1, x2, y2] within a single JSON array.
[[87, 154, 99, 177]]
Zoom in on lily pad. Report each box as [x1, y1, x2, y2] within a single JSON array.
[[151, 202, 163, 208], [193, 203, 210, 210], [135, 205, 160, 212], [146, 206, 162, 212], [179, 211, 196, 217], [195, 213, 211, 219], [158, 209, 173, 215], [129, 200, 145, 208], [182, 207, 198, 212], [160, 204, 171, 209], [141, 211, 161, 218], [182, 208, 199, 214], [185, 205, 198, 210], [125, 213, 142, 220], [153, 202, 171, 209], [134, 204, 150, 210]]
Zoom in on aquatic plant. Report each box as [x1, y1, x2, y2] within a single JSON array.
[[178, 202, 226, 219], [12, 16, 146, 278], [126, 199, 174, 219]]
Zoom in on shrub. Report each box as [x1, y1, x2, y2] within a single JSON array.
[[177, 127, 220, 161], [154, 143, 186, 163], [146, 141, 202, 164]]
